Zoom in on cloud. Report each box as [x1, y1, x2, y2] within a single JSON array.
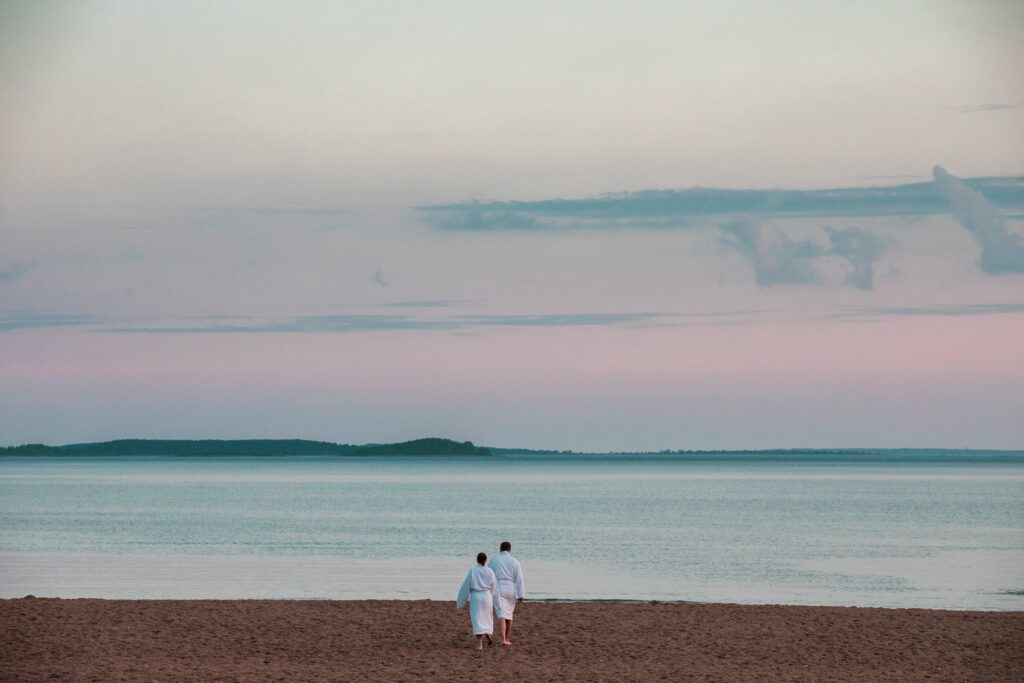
[[99, 312, 664, 334], [420, 176, 1024, 231], [826, 226, 887, 290], [423, 203, 544, 231], [457, 313, 660, 327], [933, 166, 1024, 274], [0, 262, 28, 283], [109, 315, 445, 334], [827, 303, 1024, 322], [371, 269, 390, 287], [958, 103, 1017, 114], [718, 220, 889, 289], [5, 304, 1021, 335], [0, 313, 99, 331], [376, 299, 479, 308], [718, 219, 822, 286]]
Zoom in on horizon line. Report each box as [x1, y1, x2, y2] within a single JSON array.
[[2, 437, 1021, 455]]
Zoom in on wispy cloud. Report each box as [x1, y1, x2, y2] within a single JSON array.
[[826, 303, 1024, 322], [0, 313, 99, 331], [108, 315, 445, 334], [0, 261, 28, 283], [718, 219, 822, 286], [933, 166, 1024, 275], [717, 220, 888, 289], [376, 299, 480, 308], [99, 312, 665, 334], [4, 304, 1022, 334], [424, 204, 544, 231], [420, 176, 1024, 231], [458, 313, 660, 327], [957, 103, 1017, 114], [826, 226, 887, 290]]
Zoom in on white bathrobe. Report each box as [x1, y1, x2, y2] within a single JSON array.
[[456, 564, 497, 635], [488, 551, 525, 620]]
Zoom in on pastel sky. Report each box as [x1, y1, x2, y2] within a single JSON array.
[[2, 1, 1023, 450]]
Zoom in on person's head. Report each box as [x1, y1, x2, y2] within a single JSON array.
[[500, 541, 511, 552], [476, 552, 487, 566]]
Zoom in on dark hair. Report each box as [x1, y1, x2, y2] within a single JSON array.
[[499, 541, 511, 552], [477, 552, 487, 565]]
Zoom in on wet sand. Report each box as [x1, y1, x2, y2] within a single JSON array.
[[2, 598, 1021, 681]]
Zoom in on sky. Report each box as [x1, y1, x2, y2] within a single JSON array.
[[1, 1, 1023, 450]]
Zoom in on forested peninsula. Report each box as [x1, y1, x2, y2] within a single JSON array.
[[0, 437, 491, 457]]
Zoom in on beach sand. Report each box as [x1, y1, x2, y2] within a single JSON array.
[[2, 598, 1021, 681]]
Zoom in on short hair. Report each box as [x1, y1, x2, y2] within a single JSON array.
[[477, 552, 487, 565], [499, 541, 511, 552]]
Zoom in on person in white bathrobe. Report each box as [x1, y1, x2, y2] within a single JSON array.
[[488, 541, 525, 646], [456, 552, 498, 649]]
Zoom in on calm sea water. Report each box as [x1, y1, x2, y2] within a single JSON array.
[[1, 453, 1022, 610]]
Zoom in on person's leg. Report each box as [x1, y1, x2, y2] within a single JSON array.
[[476, 634, 484, 650], [505, 617, 513, 643], [499, 618, 509, 645]]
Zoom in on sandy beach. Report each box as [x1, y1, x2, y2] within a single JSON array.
[[2, 598, 1021, 682]]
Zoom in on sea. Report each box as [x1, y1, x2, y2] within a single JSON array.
[[1, 451, 1022, 610]]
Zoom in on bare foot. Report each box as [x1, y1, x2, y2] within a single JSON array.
[[502, 640, 512, 646], [485, 634, 493, 646]]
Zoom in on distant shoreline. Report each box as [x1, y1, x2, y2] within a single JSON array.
[[0, 437, 491, 458], [2, 438, 1022, 459], [4, 595, 1021, 611]]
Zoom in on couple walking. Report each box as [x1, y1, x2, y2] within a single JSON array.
[[456, 541, 525, 649]]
